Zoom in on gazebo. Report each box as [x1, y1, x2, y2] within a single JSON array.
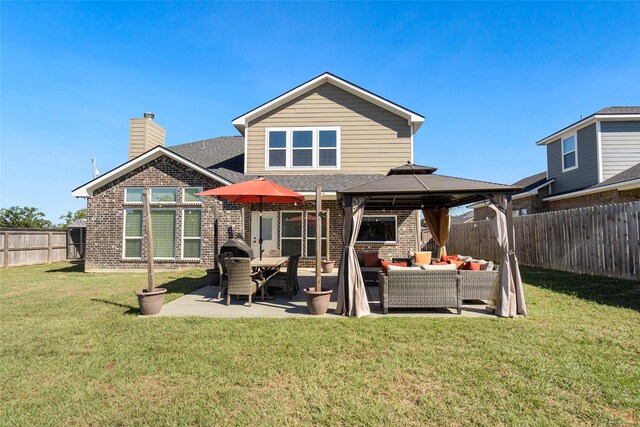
[[336, 163, 528, 318]]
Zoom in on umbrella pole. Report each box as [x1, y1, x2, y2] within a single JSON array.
[[259, 196, 263, 260]]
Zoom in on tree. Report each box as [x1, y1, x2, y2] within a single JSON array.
[[0, 206, 53, 229], [59, 208, 87, 228]]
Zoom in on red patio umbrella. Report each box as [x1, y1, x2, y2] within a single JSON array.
[[196, 177, 304, 260]]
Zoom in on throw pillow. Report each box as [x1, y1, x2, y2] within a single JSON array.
[[461, 261, 481, 271], [361, 252, 380, 267], [414, 251, 432, 265], [381, 261, 407, 275]]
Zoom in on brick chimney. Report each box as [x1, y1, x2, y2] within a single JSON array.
[[129, 112, 166, 160]]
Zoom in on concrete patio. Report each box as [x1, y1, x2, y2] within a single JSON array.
[[158, 268, 497, 318]]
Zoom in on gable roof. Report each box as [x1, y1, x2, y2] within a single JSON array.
[[71, 146, 232, 198], [231, 72, 425, 135], [536, 106, 640, 146]]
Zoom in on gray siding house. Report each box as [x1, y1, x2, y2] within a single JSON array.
[[473, 107, 640, 219], [536, 107, 640, 210]]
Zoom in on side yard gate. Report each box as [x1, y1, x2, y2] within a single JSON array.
[[447, 201, 640, 281]]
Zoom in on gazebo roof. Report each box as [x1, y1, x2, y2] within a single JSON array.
[[339, 163, 521, 209]]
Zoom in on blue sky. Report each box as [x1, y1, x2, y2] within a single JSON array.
[[2, 2, 639, 221]]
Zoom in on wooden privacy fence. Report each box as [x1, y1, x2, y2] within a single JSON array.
[[1, 229, 68, 268], [447, 201, 640, 281]]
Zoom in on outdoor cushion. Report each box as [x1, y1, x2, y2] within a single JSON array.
[[360, 251, 380, 267], [381, 261, 407, 274], [457, 255, 472, 262], [421, 263, 457, 271], [461, 261, 481, 271], [479, 261, 495, 271], [413, 251, 432, 265], [440, 255, 459, 262], [387, 265, 422, 272], [432, 261, 448, 265], [451, 260, 465, 269]]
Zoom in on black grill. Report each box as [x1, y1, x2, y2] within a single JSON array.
[[220, 237, 254, 259]]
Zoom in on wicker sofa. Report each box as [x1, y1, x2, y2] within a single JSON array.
[[379, 269, 461, 314], [458, 270, 499, 302]]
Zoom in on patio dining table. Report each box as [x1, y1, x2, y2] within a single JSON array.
[[250, 256, 288, 299]]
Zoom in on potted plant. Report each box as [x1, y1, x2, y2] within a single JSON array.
[[304, 187, 332, 314], [136, 188, 166, 315]]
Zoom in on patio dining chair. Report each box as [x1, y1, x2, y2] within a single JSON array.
[[224, 257, 265, 306], [216, 252, 232, 299], [266, 253, 301, 298]]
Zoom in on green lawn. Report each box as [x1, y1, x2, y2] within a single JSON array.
[[1, 262, 638, 426]]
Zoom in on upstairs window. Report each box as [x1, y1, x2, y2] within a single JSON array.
[[266, 128, 340, 169], [151, 188, 177, 203], [562, 135, 577, 172]]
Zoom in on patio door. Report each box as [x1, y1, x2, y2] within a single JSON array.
[[251, 211, 277, 255]]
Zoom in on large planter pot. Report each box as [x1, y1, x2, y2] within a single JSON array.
[[321, 260, 335, 274], [135, 288, 167, 315], [303, 287, 333, 315], [206, 268, 220, 287]]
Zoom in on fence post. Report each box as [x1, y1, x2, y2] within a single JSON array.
[[3, 231, 8, 268], [47, 231, 53, 263]]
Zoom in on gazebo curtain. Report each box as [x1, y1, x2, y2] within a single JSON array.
[[488, 195, 528, 317], [336, 196, 370, 317], [422, 207, 451, 259]]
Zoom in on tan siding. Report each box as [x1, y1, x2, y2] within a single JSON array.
[[246, 83, 412, 174], [129, 118, 166, 160], [601, 121, 640, 180]]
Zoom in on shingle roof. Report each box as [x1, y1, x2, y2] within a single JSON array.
[[593, 162, 640, 188], [513, 172, 549, 194], [169, 136, 384, 192], [596, 106, 640, 115]]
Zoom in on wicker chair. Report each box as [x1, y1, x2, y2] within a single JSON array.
[[379, 269, 460, 314], [458, 269, 498, 302], [216, 252, 232, 299], [224, 257, 264, 306], [267, 253, 301, 298]]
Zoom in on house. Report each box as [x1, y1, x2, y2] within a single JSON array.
[[473, 107, 640, 220], [72, 73, 426, 272], [472, 171, 551, 220]]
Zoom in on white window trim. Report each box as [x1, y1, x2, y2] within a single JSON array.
[[561, 134, 578, 173], [305, 210, 328, 259], [182, 187, 203, 205], [124, 187, 144, 204], [122, 208, 143, 260], [357, 215, 398, 244], [280, 210, 304, 256], [265, 127, 341, 171], [181, 208, 202, 260]]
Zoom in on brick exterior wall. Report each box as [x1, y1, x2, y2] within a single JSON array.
[[86, 155, 419, 271], [244, 200, 418, 267], [85, 156, 244, 272], [548, 188, 640, 211]]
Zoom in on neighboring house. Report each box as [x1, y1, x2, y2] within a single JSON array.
[[72, 73, 426, 271], [450, 211, 474, 225], [472, 172, 551, 220], [473, 107, 640, 220]]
